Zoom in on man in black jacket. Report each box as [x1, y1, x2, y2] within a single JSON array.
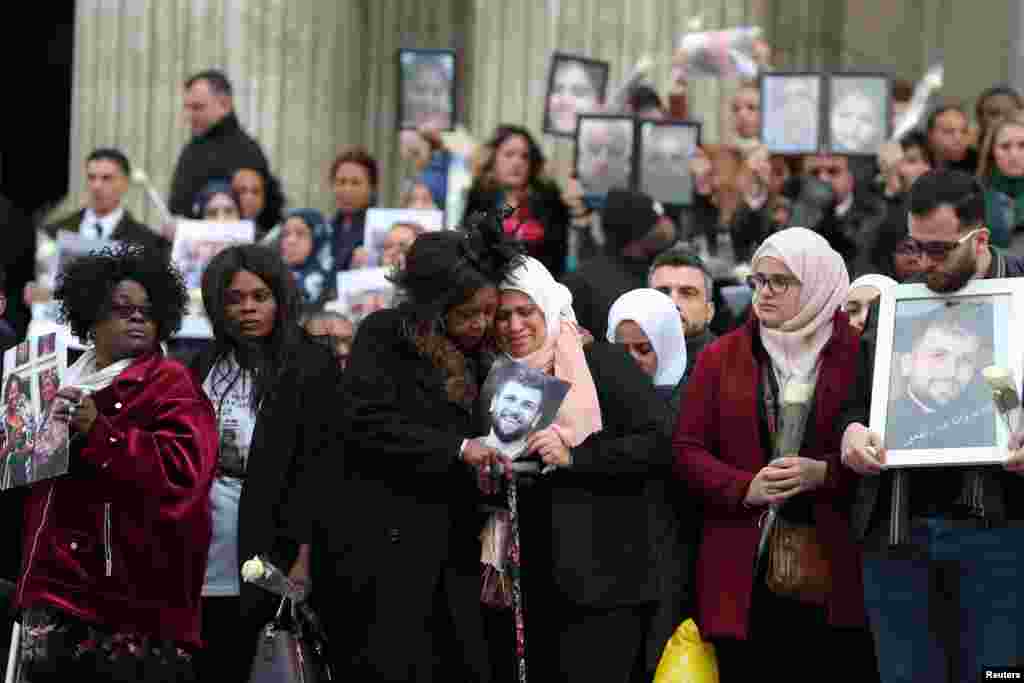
[[169, 69, 270, 218], [840, 170, 1024, 683]]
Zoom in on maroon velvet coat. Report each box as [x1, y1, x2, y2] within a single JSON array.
[[15, 351, 218, 647], [673, 311, 866, 641]]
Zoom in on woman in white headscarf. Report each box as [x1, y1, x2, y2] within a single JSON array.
[[606, 288, 699, 679], [674, 228, 879, 682], [844, 273, 897, 335], [487, 256, 670, 683], [607, 287, 687, 402]]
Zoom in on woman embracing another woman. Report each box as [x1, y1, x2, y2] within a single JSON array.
[[487, 256, 670, 682]]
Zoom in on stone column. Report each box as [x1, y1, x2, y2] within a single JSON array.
[[67, 0, 370, 225]]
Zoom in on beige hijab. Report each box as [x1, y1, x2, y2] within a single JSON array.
[[751, 227, 850, 385]]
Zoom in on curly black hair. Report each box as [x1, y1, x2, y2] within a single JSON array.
[[53, 243, 189, 343]]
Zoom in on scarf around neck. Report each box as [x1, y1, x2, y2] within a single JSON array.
[[65, 349, 139, 396]]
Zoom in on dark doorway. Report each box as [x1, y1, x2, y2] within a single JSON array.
[[2, 2, 76, 219]]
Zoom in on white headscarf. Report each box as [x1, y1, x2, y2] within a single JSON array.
[[606, 289, 687, 387], [500, 256, 602, 447], [849, 273, 897, 295], [750, 227, 850, 385]]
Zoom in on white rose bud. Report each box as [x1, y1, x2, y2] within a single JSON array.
[[241, 556, 266, 582], [782, 381, 814, 406], [983, 366, 1020, 413]]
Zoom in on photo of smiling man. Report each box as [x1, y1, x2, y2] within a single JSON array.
[[885, 299, 999, 451], [482, 359, 570, 459]]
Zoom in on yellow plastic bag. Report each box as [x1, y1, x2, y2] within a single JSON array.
[[653, 618, 719, 683]]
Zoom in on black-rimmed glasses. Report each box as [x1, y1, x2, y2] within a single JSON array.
[[900, 226, 986, 261], [745, 273, 800, 296], [109, 303, 154, 321]]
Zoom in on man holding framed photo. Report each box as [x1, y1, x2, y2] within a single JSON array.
[[839, 170, 1024, 682]]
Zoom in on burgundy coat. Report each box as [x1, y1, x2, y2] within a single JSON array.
[[16, 351, 218, 647], [673, 311, 866, 641]]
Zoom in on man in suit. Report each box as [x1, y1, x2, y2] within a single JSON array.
[[26, 149, 169, 308], [169, 69, 270, 219], [44, 148, 168, 255]]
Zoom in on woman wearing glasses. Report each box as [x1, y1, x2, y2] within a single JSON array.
[[13, 243, 219, 680], [674, 227, 878, 682]]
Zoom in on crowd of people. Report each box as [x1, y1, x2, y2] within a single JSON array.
[[1, 52, 1024, 683]]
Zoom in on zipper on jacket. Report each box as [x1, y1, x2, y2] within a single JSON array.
[[17, 484, 55, 606], [103, 502, 112, 577]]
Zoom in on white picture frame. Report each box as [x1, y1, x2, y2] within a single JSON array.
[[870, 278, 1024, 468], [336, 267, 395, 325], [363, 208, 443, 268]]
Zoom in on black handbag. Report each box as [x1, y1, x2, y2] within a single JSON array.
[[248, 597, 331, 683]]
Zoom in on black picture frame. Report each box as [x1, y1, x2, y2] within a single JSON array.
[[543, 52, 611, 138], [636, 119, 702, 208], [396, 48, 457, 132], [574, 113, 638, 200], [825, 72, 892, 156]]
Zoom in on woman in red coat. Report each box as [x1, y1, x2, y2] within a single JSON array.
[[13, 244, 218, 681], [673, 227, 877, 682]]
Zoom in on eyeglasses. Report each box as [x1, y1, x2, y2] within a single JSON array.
[[108, 303, 154, 321], [745, 273, 800, 296], [901, 227, 985, 261]]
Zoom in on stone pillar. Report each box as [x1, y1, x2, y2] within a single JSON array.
[[67, 0, 370, 225], [68, 0, 765, 226]]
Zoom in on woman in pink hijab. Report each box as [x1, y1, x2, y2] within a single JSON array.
[[487, 256, 671, 682], [674, 228, 879, 681]]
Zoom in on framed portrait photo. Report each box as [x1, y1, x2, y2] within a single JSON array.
[[363, 208, 443, 268], [481, 357, 571, 459], [637, 120, 701, 207], [543, 53, 610, 138], [870, 279, 1024, 468], [336, 266, 394, 326], [397, 48, 457, 131], [574, 114, 636, 200], [826, 73, 890, 155], [761, 72, 824, 155]]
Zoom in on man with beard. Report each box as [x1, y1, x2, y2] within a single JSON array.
[[485, 367, 546, 457], [839, 169, 1024, 682], [885, 302, 994, 451]]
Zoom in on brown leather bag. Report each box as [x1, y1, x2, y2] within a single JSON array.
[[765, 517, 832, 605]]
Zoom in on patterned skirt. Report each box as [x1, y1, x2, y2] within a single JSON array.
[[13, 605, 196, 683]]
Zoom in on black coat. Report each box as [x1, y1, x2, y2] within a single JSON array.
[[45, 208, 170, 259], [561, 254, 649, 340], [321, 308, 490, 681], [464, 181, 570, 280], [169, 112, 270, 217], [0, 194, 34, 339], [190, 338, 342, 619], [517, 343, 670, 607]]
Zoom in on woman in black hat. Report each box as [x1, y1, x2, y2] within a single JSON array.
[[319, 210, 522, 681]]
